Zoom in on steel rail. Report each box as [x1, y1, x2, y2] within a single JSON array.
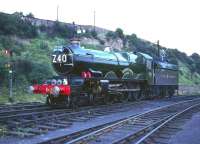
[[64, 98, 200, 144], [134, 103, 200, 144]]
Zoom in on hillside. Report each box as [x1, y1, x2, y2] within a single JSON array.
[[0, 12, 200, 103]]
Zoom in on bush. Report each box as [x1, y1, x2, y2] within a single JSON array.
[[28, 62, 53, 83]]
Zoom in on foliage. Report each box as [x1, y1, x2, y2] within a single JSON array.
[[106, 31, 117, 40], [98, 38, 105, 45], [82, 43, 104, 50], [115, 28, 124, 39], [0, 34, 63, 103], [26, 12, 34, 18], [106, 28, 125, 40], [91, 30, 97, 38], [126, 34, 138, 50], [79, 29, 98, 39], [52, 21, 75, 38], [0, 12, 38, 38]]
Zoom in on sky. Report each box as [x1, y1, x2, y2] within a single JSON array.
[[0, 0, 199, 55]]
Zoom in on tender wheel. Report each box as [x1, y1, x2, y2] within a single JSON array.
[[160, 87, 166, 98], [168, 89, 174, 98], [126, 83, 141, 101], [132, 91, 140, 101], [137, 90, 146, 100], [127, 91, 133, 101]]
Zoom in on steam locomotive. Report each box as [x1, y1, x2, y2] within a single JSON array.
[[29, 39, 178, 107]]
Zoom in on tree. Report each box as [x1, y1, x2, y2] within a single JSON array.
[[52, 22, 74, 38], [106, 31, 116, 40], [115, 28, 124, 39], [0, 12, 38, 38], [127, 34, 137, 47], [191, 53, 200, 74], [26, 13, 34, 18]]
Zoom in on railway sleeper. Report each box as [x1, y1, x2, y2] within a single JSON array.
[[7, 130, 35, 137], [156, 133, 172, 139], [37, 125, 56, 130], [151, 137, 170, 144]]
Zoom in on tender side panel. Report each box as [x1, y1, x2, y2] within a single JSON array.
[[154, 69, 178, 85]]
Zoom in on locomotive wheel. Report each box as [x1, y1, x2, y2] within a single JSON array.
[[103, 93, 112, 104], [146, 87, 152, 99], [63, 96, 71, 108], [160, 88, 166, 98], [71, 94, 79, 109], [46, 95, 56, 106], [103, 94, 109, 104], [138, 90, 146, 100], [88, 93, 95, 105], [126, 83, 140, 101], [127, 91, 133, 101], [46, 95, 52, 105], [117, 93, 127, 103], [168, 89, 174, 98], [119, 85, 129, 102]]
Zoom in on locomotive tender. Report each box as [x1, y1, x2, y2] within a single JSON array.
[[30, 39, 178, 107]]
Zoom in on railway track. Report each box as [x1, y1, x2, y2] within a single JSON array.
[[0, 95, 197, 115], [135, 100, 200, 144], [0, 102, 45, 111], [0, 95, 197, 118], [0, 95, 199, 143], [0, 102, 51, 117], [38, 97, 200, 144], [0, 101, 144, 137]]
